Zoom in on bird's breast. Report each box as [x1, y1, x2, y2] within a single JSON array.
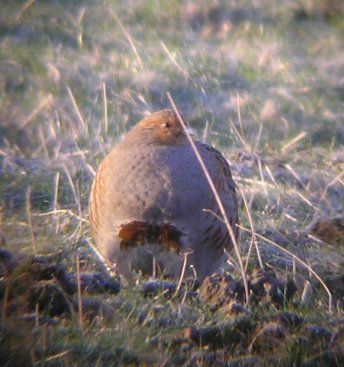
[[108, 145, 212, 221]]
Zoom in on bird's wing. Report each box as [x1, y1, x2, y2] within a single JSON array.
[[197, 143, 239, 252], [89, 156, 109, 239]]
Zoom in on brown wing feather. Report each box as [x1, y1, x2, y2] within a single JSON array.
[[199, 143, 239, 246], [89, 157, 108, 239]]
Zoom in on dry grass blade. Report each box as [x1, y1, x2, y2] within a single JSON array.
[[85, 162, 96, 177], [84, 238, 117, 278], [63, 165, 80, 209], [75, 180, 83, 239], [26, 186, 36, 254], [264, 164, 278, 188], [35, 304, 40, 327], [236, 177, 275, 190], [284, 164, 306, 189], [307, 233, 335, 247], [281, 131, 307, 154], [320, 171, 344, 201], [295, 191, 320, 213], [173, 250, 192, 299], [67, 86, 87, 132], [301, 280, 314, 306], [76, 254, 83, 329], [240, 188, 264, 271], [160, 40, 189, 79], [238, 225, 333, 313], [152, 257, 157, 279], [228, 119, 249, 150], [253, 122, 263, 152], [14, 0, 36, 22], [236, 94, 244, 139], [110, 9, 143, 70], [257, 158, 268, 197], [167, 92, 249, 304], [285, 213, 298, 223], [35, 209, 88, 223], [37, 125, 49, 158], [202, 119, 210, 143], [53, 171, 60, 234], [44, 350, 70, 362], [19, 94, 53, 129], [102, 82, 108, 135], [76, 7, 85, 48]]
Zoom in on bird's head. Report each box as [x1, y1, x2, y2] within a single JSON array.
[[134, 109, 189, 146]]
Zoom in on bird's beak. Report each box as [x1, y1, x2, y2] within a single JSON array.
[[185, 127, 197, 138], [177, 127, 196, 138]]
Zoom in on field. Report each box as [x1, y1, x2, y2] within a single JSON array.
[[0, 0, 343, 366]]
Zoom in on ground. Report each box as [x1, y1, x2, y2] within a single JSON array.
[[0, 0, 343, 366]]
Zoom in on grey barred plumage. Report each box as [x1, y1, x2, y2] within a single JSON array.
[[89, 110, 239, 281]]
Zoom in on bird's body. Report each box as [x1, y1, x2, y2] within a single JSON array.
[[89, 110, 238, 281]]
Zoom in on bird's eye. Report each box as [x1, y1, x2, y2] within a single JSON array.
[[162, 122, 171, 128]]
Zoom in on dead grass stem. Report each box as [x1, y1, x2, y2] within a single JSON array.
[[160, 40, 189, 79], [26, 186, 37, 254], [240, 188, 264, 271], [110, 10, 143, 70], [239, 225, 333, 313], [102, 82, 108, 135], [67, 86, 87, 133], [76, 253, 83, 329]]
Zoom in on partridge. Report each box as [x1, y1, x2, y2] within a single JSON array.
[[89, 110, 239, 281]]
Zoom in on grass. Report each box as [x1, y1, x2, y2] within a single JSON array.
[[0, 0, 343, 365]]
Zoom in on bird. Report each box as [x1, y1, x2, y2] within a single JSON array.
[[89, 109, 239, 282]]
